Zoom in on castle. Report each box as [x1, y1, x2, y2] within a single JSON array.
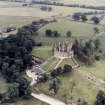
[[53, 42, 74, 59]]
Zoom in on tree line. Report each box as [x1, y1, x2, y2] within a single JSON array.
[[72, 39, 102, 65], [0, 19, 44, 103]]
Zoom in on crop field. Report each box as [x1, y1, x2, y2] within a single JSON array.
[[0, 15, 38, 27], [0, 1, 102, 27], [43, 5, 100, 16], [57, 0, 105, 6]]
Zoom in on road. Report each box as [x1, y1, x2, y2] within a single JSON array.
[[0, 30, 17, 39], [31, 93, 67, 105]]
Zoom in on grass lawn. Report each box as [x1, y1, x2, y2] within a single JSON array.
[[32, 46, 53, 60], [0, 7, 55, 18], [34, 58, 105, 105], [35, 70, 99, 105], [0, 15, 38, 28], [98, 33, 105, 51], [42, 57, 60, 72], [0, 74, 9, 94], [45, 5, 100, 16], [57, 0, 105, 6], [34, 36, 73, 46], [59, 58, 76, 67], [11, 98, 48, 105], [36, 19, 104, 46], [38, 19, 104, 38], [0, 1, 102, 28], [79, 60, 105, 80]]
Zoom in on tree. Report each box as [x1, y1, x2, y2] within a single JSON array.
[[45, 29, 52, 37], [16, 77, 31, 98], [66, 31, 72, 37], [63, 64, 73, 73], [94, 39, 101, 50], [7, 83, 19, 100], [77, 98, 88, 105], [91, 16, 100, 24], [53, 30, 60, 37], [48, 7, 52, 11], [0, 22, 34, 104], [94, 27, 99, 34], [49, 77, 60, 95], [81, 15, 88, 22], [72, 13, 80, 21], [94, 90, 105, 105], [1, 83, 19, 103]]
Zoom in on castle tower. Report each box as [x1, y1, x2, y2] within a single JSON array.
[[53, 42, 74, 59]]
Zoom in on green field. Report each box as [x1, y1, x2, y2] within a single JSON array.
[[32, 46, 105, 105], [38, 19, 103, 37], [11, 98, 48, 105], [99, 33, 105, 51], [32, 46, 52, 60], [79, 60, 105, 80], [0, 15, 38, 28], [0, 1, 105, 105], [59, 58, 76, 67], [36, 19, 104, 46], [35, 59, 105, 105], [42, 57, 60, 72], [57, 0, 105, 6], [36, 70, 99, 105], [0, 1, 102, 27], [0, 74, 9, 94]]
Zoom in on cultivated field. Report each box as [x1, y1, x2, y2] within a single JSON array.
[[57, 0, 105, 6], [0, 1, 102, 27], [0, 15, 37, 27]]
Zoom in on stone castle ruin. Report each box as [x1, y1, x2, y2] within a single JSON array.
[[53, 42, 74, 59]]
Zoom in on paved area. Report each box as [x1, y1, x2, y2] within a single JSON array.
[[26, 65, 45, 86], [54, 58, 63, 69], [31, 93, 66, 105]]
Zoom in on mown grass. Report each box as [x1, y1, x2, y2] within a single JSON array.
[[11, 98, 48, 105], [59, 58, 76, 67], [37, 19, 104, 46], [79, 60, 105, 80], [32, 46, 52, 60], [0, 74, 9, 94], [0, 15, 37, 28], [42, 57, 60, 72], [57, 0, 105, 6], [35, 70, 99, 105], [38, 19, 103, 37]]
